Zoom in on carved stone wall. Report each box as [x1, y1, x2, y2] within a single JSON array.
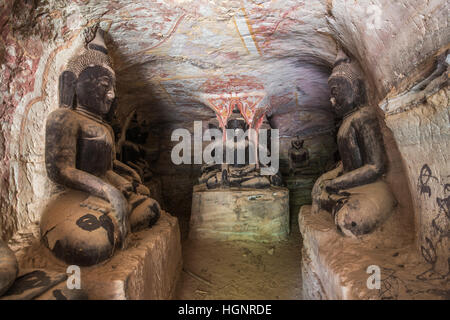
[[1, 0, 337, 240], [0, 0, 448, 260], [0, 0, 85, 240], [328, 0, 449, 98], [384, 86, 449, 277]]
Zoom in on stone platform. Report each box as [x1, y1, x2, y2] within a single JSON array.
[[17, 211, 182, 300], [190, 185, 289, 242], [299, 205, 449, 300], [284, 175, 316, 215]]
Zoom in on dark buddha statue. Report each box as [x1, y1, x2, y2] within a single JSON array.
[[41, 26, 160, 266], [198, 105, 281, 189], [288, 137, 309, 176], [117, 113, 154, 182], [311, 49, 396, 237]]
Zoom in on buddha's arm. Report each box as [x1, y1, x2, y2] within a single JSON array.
[[288, 148, 294, 171], [106, 170, 133, 193], [328, 116, 385, 191], [329, 164, 382, 191], [45, 110, 129, 243]]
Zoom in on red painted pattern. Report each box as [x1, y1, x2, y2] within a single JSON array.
[[244, 2, 305, 53], [200, 75, 268, 132]]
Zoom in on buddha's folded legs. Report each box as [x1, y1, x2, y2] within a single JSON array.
[[333, 181, 396, 237], [311, 162, 396, 237], [240, 176, 271, 188], [312, 178, 396, 237], [40, 189, 161, 266], [41, 190, 118, 266], [128, 193, 161, 232]]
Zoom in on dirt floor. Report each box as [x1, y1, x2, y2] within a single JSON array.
[[175, 216, 303, 300]]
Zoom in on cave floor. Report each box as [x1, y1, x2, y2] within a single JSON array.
[[175, 215, 303, 300]]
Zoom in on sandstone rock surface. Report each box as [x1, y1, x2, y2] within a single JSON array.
[[190, 185, 289, 242], [299, 205, 449, 300], [17, 211, 182, 300]]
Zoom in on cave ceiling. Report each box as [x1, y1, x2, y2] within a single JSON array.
[[78, 0, 338, 137]]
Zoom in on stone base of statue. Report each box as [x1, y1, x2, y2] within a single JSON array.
[[17, 211, 182, 300], [284, 175, 316, 215], [190, 185, 289, 242], [299, 205, 449, 300]]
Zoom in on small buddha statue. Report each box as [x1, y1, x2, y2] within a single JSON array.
[[41, 26, 160, 266], [199, 105, 281, 189], [288, 137, 309, 176], [311, 49, 396, 237]]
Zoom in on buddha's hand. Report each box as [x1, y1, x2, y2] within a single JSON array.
[[134, 183, 150, 196], [323, 180, 339, 194], [316, 179, 327, 191], [118, 181, 134, 198], [318, 179, 334, 193], [104, 185, 129, 248]]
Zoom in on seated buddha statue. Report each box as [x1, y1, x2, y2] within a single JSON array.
[[199, 106, 282, 189], [41, 27, 160, 266], [288, 137, 309, 176], [311, 49, 396, 237]]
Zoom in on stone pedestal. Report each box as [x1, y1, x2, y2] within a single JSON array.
[[284, 175, 316, 215], [299, 205, 449, 300], [190, 185, 289, 242], [18, 211, 182, 300]]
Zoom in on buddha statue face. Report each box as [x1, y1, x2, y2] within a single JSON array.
[[292, 138, 304, 149], [329, 77, 357, 118], [76, 65, 116, 116], [328, 52, 367, 118]]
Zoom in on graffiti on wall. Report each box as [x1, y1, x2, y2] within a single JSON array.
[[416, 164, 449, 281]]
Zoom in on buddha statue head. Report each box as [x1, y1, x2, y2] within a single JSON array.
[[76, 65, 115, 115], [292, 137, 304, 149], [59, 25, 116, 117], [226, 103, 248, 132], [328, 49, 367, 118]]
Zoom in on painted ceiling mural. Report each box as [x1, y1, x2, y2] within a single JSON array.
[[75, 0, 338, 137], [0, 0, 338, 238]]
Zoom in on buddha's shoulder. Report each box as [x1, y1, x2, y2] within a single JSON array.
[[352, 106, 378, 122], [47, 108, 81, 125], [48, 107, 75, 118]]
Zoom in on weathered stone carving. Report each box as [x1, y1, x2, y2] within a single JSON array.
[[198, 107, 282, 189], [1, 240, 87, 300], [41, 27, 161, 266], [311, 49, 396, 237], [288, 137, 309, 176], [116, 110, 155, 182]]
